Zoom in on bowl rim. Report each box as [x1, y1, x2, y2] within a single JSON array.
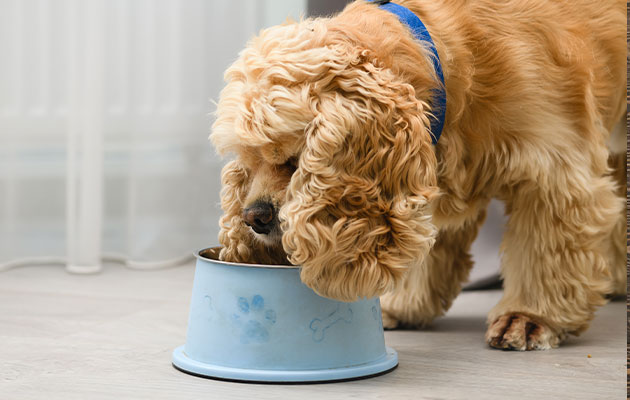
[[195, 247, 299, 269]]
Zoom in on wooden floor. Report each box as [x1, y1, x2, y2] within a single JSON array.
[[0, 262, 625, 400]]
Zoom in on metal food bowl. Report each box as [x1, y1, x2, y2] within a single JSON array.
[[171, 247, 398, 383]]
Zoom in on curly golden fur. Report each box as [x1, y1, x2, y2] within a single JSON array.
[[211, 0, 626, 351]]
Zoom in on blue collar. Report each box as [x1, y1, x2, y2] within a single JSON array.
[[369, 0, 446, 144]]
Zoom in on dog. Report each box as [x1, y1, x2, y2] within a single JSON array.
[[210, 0, 626, 351]]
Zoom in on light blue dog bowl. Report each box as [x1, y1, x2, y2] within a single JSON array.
[[172, 247, 398, 383]]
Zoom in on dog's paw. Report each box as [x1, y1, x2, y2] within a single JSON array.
[[381, 309, 400, 330], [485, 313, 563, 351]]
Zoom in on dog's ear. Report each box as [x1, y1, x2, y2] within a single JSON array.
[[217, 159, 288, 265], [217, 160, 257, 263], [280, 57, 439, 301]]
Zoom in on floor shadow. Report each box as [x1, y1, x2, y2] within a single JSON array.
[[606, 293, 626, 302], [431, 315, 488, 333], [462, 274, 503, 291], [385, 315, 488, 334]]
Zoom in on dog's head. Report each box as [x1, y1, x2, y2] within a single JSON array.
[[211, 16, 439, 301]]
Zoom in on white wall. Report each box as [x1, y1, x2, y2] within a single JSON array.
[[0, 0, 306, 266]]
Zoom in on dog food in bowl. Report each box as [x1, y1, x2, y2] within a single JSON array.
[[171, 247, 398, 383]]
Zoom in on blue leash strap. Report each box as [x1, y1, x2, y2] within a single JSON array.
[[369, 0, 446, 144]]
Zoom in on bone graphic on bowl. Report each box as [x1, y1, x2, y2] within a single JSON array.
[[309, 303, 353, 342], [372, 305, 383, 330]]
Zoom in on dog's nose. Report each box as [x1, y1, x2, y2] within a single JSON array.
[[242, 202, 274, 234]]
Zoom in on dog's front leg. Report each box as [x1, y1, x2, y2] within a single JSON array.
[[486, 172, 622, 350], [380, 208, 487, 328]]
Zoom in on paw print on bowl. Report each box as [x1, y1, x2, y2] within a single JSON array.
[[232, 295, 277, 344]]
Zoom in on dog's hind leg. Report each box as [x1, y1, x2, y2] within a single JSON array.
[[605, 144, 627, 296], [486, 163, 622, 350], [380, 207, 487, 329]]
